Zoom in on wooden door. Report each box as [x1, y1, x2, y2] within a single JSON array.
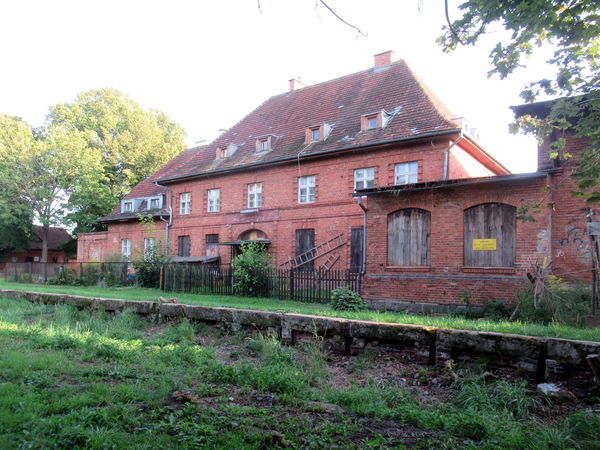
[[350, 227, 364, 273], [295, 229, 315, 271], [178, 235, 190, 257]]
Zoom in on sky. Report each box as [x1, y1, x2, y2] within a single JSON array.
[[0, 0, 557, 174]]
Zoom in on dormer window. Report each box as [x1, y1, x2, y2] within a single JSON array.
[[255, 135, 278, 152], [361, 111, 392, 131], [148, 196, 162, 209], [305, 124, 331, 143], [216, 143, 238, 160], [122, 200, 133, 213]]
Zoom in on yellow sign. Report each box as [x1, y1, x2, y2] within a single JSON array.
[[473, 239, 497, 250]]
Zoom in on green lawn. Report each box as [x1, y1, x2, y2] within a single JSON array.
[[1, 278, 600, 342], [1, 297, 598, 449]]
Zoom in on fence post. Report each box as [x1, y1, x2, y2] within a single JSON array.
[[290, 269, 294, 300], [14, 262, 18, 283], [160, 265, 164, 291]]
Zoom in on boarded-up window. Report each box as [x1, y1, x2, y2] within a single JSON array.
[[178, 235, 190, 257], [464, 203, 516, 267], [296, 229, 315, 271], [206, 234, 219, 258], [387, 208, 430, 266], [350, 227, 364, 273]]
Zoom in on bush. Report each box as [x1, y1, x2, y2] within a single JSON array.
[[515, 280, 591, 327], [330, 286, 368, 311], [132, 215, 172, 288], [233, 242, 273, 297]]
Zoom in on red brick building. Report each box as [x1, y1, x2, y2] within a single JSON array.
[[78, 53, 508, 282], [1, 226, 73, 271], [78, 52, 596, 309]]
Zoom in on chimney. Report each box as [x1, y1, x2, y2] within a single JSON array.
[[374, 51, 394, 68], [289, 78, 306, 92]]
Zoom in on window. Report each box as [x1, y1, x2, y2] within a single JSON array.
[[11, 257, 18, 263], [311, 128, 320, 141], [387, 209, 430, 266], [51, 257, 57, 263], [178, 235, 190, 257], [260, 139, 268, 151], [220, 147, 228, 158], [180, 193, 190, 215], [395, 162, 418, 185], [367, 116, 378, 129], [149, 197, 161, 209], [122, 201, 133, 212], [248, 183, 262, 208], [208, 189, 220, 212], [122, 239, 131, 257], [145, 237, 155, 259], [298, 176, 315, 203], [464, 203, 516, 268], [354, 168, 375, 190]]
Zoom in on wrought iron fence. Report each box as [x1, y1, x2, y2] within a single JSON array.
[[4, 262, 132, 286], [161, 264, 361, 304]]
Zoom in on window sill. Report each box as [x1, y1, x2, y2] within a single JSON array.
[[386, 266, 430, 273], [462, 267, 515, 275], [240, 208, 259, 213]]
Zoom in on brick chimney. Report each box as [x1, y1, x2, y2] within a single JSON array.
[[289, 78, 307, 92], [374, 51, 394, 68]]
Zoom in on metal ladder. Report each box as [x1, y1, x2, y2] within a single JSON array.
[[280, 234, 345, 271]]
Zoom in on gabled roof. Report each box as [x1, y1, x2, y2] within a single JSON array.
[[157, 60, 462, 182], [32, 226, 71, 250]]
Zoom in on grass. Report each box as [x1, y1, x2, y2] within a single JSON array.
[[0, 297, 598, 449], [1, 278, 600, 342]]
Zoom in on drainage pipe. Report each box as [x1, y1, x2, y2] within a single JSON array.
[[154, 181, 173, 249], [357, 197, 367, 273], [443, 130, 464, 180]]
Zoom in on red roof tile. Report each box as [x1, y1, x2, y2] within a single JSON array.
[[32, 226, 72, 250]]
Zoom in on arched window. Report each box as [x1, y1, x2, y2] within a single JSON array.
[[387, 208, 430, 266], [464, 203, 516, 267]]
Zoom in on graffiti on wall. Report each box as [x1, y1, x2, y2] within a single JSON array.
[[556, 223, 590, 262]]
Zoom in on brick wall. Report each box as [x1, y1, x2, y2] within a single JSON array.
[[79, 138, 494, 269]]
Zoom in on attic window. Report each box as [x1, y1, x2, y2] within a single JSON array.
[[260, 139, 268, 150], [311, 128, 320, 141], [361, 111, 392, 131], [148, 196, 162, 209], [305, 124, 331, 143], [367, 116, 378, 129], [220, 147, 228, 159], [216, 143, 238, 160], [122, 201, 133, 213]]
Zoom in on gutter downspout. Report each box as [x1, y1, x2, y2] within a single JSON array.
[[154, 181, 173, 250], [443, 129, 464, 180], [357, 197, 367, 273]]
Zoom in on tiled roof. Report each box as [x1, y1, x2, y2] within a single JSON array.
[[32, 226, 72, 250], [98, 59, 461, 222], [157, 60, 460, 182]]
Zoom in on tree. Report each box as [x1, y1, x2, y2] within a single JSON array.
[[0, 186, 34, 262], [437, 0, 600, 199], [47, 88, 187, 233], [0, 114, 102, 262]]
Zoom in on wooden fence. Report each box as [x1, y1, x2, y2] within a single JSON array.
[[4, 262, 132, 286], [161, 264, 361, 304]]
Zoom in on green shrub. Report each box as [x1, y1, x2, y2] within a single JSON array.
[[515, 280, 591, 327], [233, 242, 273, 297], [330, 286, 367, 311]]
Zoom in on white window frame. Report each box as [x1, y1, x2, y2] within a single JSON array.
[[208, 189, 220, 212], [354, 168, 375, 191], [260, 139, 268, 151], [180, 192, 190, 215], [122, 201, 133, 213], [367, 116, 378, 129], [144, 237, 155, 259], [148, 196, 162, 209], [220, 147, 228, 158], [122, 239, 131, 257], [298, 176, 315, 204], [248, 183, 262, 208], [395, 162, 419, 185]]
